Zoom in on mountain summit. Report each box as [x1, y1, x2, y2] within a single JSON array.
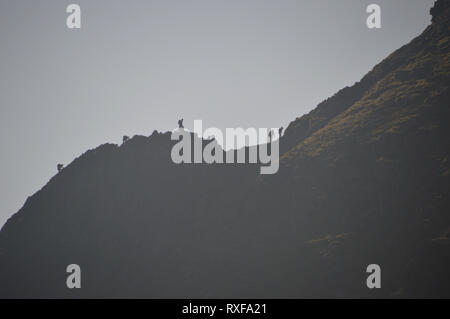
[[1, 0, 449, 298]]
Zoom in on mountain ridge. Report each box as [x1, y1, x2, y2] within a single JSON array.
[[0, 0, 449, 298]]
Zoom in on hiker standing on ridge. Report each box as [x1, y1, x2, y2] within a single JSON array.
[[178, 118, 184, 129]]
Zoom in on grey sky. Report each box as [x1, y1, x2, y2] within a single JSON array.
[[0, 0, 435, 227]]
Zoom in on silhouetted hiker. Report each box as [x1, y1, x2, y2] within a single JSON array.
[[151, 130, 159, 137], [178, 119, 184, 129], [279, 127, 284, 137], [57, 164, 64, 173], [122, 136, 130, 144], [268, 130, 273, 142]]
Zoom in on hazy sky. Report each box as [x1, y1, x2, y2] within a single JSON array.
[[0, 0, 435, 227]]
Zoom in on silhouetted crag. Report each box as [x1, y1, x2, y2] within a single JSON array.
[[0, 0, 449, 298]]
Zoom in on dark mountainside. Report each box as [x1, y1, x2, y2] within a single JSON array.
[[1, 1, 449, 298]]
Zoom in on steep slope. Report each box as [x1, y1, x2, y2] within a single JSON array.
[[252, 0, 450, 297], [0, 0, 449, 298], [282, 0, 450, 155]]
